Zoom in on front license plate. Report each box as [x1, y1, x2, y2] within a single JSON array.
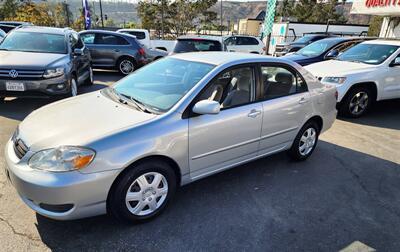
[[6, 82, 25, 91]]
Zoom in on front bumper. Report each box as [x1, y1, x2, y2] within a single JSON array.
[[0, 75, 71, 98], [4, 139, 120, 220]]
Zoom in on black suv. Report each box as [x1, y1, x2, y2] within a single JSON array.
[[0, 26, 92, 101], [274, 33, 337, 56]]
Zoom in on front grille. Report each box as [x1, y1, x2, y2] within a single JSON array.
[[13, 138, 28, 159], [0, 69, 44, 80]]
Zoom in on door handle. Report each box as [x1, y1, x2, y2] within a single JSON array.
[[299, 97, 308, 104], [248, 109, 261, 118], [114, 49, 120, 52]]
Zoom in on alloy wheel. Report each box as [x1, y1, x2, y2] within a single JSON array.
[[125, 172, 168, 216], [349, 91, 368, 116], [119, 60, 135, 75], [299, 128, 316, 156]]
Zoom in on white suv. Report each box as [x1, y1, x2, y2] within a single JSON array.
[[224, 35, 265, 54], [305, 40, 400, 117]]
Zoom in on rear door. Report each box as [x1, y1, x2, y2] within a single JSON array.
[[258, 64, 312, 155], [188, 64, 263, 179]]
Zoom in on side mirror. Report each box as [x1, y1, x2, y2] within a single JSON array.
[[192, 100, 220, 115], [325, 49, 339, 59], [390, 57, 400, 67], [73, 48, 84, 56]]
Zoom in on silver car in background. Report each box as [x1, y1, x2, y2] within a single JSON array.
[[4, 53, 337, 223]]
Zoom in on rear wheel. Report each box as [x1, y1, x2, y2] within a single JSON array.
[[288, 121, 319, 161], [339, 87, 373, 118], [118, 58, 136, 75], [108, 160, 177, 223]]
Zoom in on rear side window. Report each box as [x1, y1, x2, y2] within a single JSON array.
[[81, 33, 95, 44], [95, 34, 129, 45], [237, 37, 259, 45], [261, 66, 307, 100], [173, 39, 222, 53], [124, 31, 146, 40]]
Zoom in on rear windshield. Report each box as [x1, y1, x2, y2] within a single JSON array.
[[122, 31, 146, 40], [173, 39, 222, 53]]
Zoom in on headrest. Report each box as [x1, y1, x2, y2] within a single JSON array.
[[275, 72, 293, 85]]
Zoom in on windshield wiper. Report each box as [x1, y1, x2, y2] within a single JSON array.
[[120, 93, 155, 114]]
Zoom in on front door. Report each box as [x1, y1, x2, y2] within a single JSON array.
[[188, 65, 262, 179], [382, 54, 400, 100]]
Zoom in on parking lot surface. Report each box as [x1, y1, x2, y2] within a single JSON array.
[[0, 71, 399, 252]]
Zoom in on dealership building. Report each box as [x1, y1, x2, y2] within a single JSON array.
[[351, 0, 400, 37]]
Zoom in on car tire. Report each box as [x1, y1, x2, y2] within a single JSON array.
[[118, 57, 136, 75], [288, 121, 320, 161], [84, 66, 94, 86], [68, 77, 78, 97], [339, 86, 373, 118], [108, 160, 177, 223]]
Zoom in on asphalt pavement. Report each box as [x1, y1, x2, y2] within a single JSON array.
[[0, 71, 399, 252]]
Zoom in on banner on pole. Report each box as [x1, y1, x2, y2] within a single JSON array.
[[261, 0, 277, 39], [82, 0, 91, 30]]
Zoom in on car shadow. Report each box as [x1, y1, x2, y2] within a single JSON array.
[[35, 141, 400, 252], [339, 98, 400, 130]]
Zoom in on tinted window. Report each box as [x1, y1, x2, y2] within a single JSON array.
[[95, 34, 129, 45], [261, 66, 307, 100], [337, 43, 399, 65], [0, 31, 67, 54], [199, 67, 254, 109], [113, 58, 215, 112], [237, 37, 259, 45], [81, 33, 95, 44], [296, 39, 340, 57], [123, 31, 146, 40], [173, 39, 222, 53], [225, 37, 236, 46]]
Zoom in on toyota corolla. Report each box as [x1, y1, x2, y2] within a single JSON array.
[[4, 52, 337, 222]]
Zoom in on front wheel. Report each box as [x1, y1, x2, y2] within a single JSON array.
[[68, 77, 78, 97], [339, 87, 373, 118], [288, 121, 319, 161], [108, 160, 177, 223], [84, 66, 94, 85]]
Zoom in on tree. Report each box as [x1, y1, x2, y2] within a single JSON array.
[[11, 2, 55, 26], [277, 0, 295, 20], [0, 0, 20, 20], [291, 0, 346, 23], [368, 16, 383, 36], [54, 2, 74, 27]]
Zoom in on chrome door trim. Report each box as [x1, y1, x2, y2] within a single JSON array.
[[260, 126, 298, 140], [191, 136, 260, 160]]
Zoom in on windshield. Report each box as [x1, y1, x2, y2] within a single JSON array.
[[296, 39, 339, 57], [0, 31, 67, 54], [112, 58, 215, 112], [295, 36, 315, 43], [173, 39, 222, 53], [0, 29, 5, 38], [337, 43, 399, 65]]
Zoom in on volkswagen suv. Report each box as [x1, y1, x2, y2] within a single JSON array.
[[0, 26, 92, 102]]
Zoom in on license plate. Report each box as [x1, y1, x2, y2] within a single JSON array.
[[6, 82, 25, 91]]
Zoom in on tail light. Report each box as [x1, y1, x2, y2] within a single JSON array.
[[138, 47, 145, 56]]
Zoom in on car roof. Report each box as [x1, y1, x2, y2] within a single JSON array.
[[170, 52, 290, 66], [361, 39, 400, 46], [314, 37, 367, 43], [14, 26, 71, 35], [177, 35, 223, 43], [80, 29, 128, 36]]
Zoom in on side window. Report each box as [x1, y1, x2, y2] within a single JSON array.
[[81, 33, 95, 44], [71, 33, 84, 49], [95, 34, 129, 45], [199, 66, 255, 109], [261, 66, 307, 100], [225, 37, 236, 46]]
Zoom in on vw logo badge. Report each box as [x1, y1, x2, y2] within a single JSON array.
[[9, 69, 18, 78]]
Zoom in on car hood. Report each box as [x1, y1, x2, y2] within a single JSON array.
[[304, 60, 375, 77], [282, 53, 314, 62], [18, 91, 157, 151], [0, 51, 68, 70]]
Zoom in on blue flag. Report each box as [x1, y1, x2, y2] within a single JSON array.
[[82, 0, 91, 30]]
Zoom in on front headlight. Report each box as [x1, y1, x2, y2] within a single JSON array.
[[28, 146, 95, 172], [43, 68, 65, 78], [322, 77, 347, 84]]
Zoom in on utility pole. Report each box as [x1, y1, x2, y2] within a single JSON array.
[[99, 0, 104, 28], [220, 0, 223, 36], [64, 1, 70, 27]]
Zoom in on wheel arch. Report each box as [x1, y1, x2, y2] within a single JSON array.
[[106, 155, 182, 205], [305, 115, 323, 133], [345, 82, 378, 101], [116, 55, 137, 68]]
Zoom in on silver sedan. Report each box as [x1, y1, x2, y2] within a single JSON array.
[[4, 52, 337, 222]]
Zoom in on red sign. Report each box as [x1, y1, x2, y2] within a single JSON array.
[[365, 0, 400, 7]]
